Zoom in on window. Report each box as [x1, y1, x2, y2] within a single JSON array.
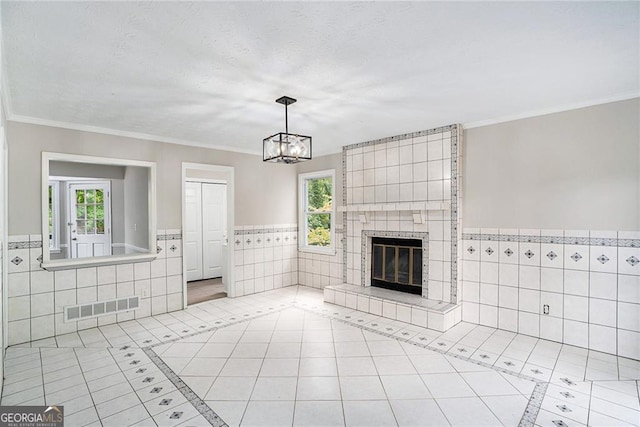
[[48, 181, 60, 251], [298, 169, 335, 253]]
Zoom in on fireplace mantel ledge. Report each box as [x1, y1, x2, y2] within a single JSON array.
[[337, 201, 450, 213]]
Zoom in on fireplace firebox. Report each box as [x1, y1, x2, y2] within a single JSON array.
[[371, 237, 422, 295]]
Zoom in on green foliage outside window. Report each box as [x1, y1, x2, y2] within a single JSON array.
[[306, 177, 332, 246], [75, 188, 106, 235]]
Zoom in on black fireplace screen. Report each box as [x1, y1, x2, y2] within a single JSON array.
[[371, 237, 422, 295]]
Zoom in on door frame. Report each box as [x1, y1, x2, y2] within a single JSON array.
[[181, 163, 235, 308], [184, 181, 204, 282]]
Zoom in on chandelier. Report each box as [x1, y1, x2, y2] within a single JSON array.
[[263, 96, 312, 163]]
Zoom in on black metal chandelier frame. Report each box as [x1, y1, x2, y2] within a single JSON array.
[[262, 96, 312, 164]]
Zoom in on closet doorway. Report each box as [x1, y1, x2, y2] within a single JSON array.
[[182, 164, 235, 306]]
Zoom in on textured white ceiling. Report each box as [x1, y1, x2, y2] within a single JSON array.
[[2, 2, 638, 155]]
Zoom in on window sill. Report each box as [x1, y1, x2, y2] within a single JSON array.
[[42, 253, 158, 271], [298, 246, 336, 256]]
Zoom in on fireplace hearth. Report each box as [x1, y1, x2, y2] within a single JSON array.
[[371, 237, 422, 295]]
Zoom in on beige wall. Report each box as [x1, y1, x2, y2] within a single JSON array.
[[463, 98, 640, 230], [123, 166, 149, 249], [7, 122, 298, 234], [185, 168, 228, 181], [8, 98, 638, 238]]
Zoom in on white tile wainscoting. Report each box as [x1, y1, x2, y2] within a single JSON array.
[[297, 228, 344, 290], [232, 225, 298, 297], [6, 230, 184, 345], [461, 228, 640, 360]]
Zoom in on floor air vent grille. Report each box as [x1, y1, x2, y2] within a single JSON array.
[[65, 296, 140, 322]]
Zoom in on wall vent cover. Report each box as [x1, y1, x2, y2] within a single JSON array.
[[65, 296, 140, 322]]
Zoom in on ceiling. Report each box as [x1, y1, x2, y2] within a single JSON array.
[[2, 2, 638, 156]]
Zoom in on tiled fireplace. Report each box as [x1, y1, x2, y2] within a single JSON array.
[[324, 124, 463, 332]]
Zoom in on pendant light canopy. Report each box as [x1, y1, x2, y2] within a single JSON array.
[[263, 96, 312, 164]]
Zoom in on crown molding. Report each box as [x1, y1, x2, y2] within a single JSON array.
[[463, 92, 640, 129], [7, 114, 263, 157], [3, 92, 637, 157]]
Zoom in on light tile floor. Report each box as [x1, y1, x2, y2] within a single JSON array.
[[2, 286, 639, 426]]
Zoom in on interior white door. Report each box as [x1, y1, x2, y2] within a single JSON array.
[[202, 183, 226, 279], [185, 182, 203, 282], [69, 182, 111, 258]]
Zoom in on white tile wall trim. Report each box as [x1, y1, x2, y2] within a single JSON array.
[[7, 230, 184, 345], [461, 228, 640, 360], [233, 224, 298, 297], [297, 230, 344, 290]]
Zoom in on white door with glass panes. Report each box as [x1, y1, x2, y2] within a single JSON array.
[[185, 181, 227, 281], [69, 182, 111, 258]]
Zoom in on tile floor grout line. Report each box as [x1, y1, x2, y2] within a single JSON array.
[[286, 308, 309, 427], [585, 381, 593, 427], [102, 346, 158, 425], [237, 311, 279, 426], [487, 328, 520, 372], [298, 304, 548, 426], [200, 327, 245, 403], [400, 329, 461, 425], [141, 305, 294, 427], [463, 324, 502, 357], [378, 325, 416, 425], [75, 328, 91, 349], [145, 305, 292, 350], [518, 381, 548, 427], [518, 336, 545, 380], [384, 335, 419, 426], [327, 310, 347, 427], [143, 347, 226, 427], [578, 348, 589, 382], [68, 348, 103, 423], [452, 352, 515, 426], [297, 304, 544, 384], [526, 337, 578, 427], [334, 328, 347, 427], [463, 325, 511, 368], [38, 348, 45, 405]]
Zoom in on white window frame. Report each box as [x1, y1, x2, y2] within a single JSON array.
[[298, 169, 335, 255], [49, 181, 61, 253]]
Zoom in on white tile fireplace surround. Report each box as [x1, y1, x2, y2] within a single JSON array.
[[325, 124, 464, 333]]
